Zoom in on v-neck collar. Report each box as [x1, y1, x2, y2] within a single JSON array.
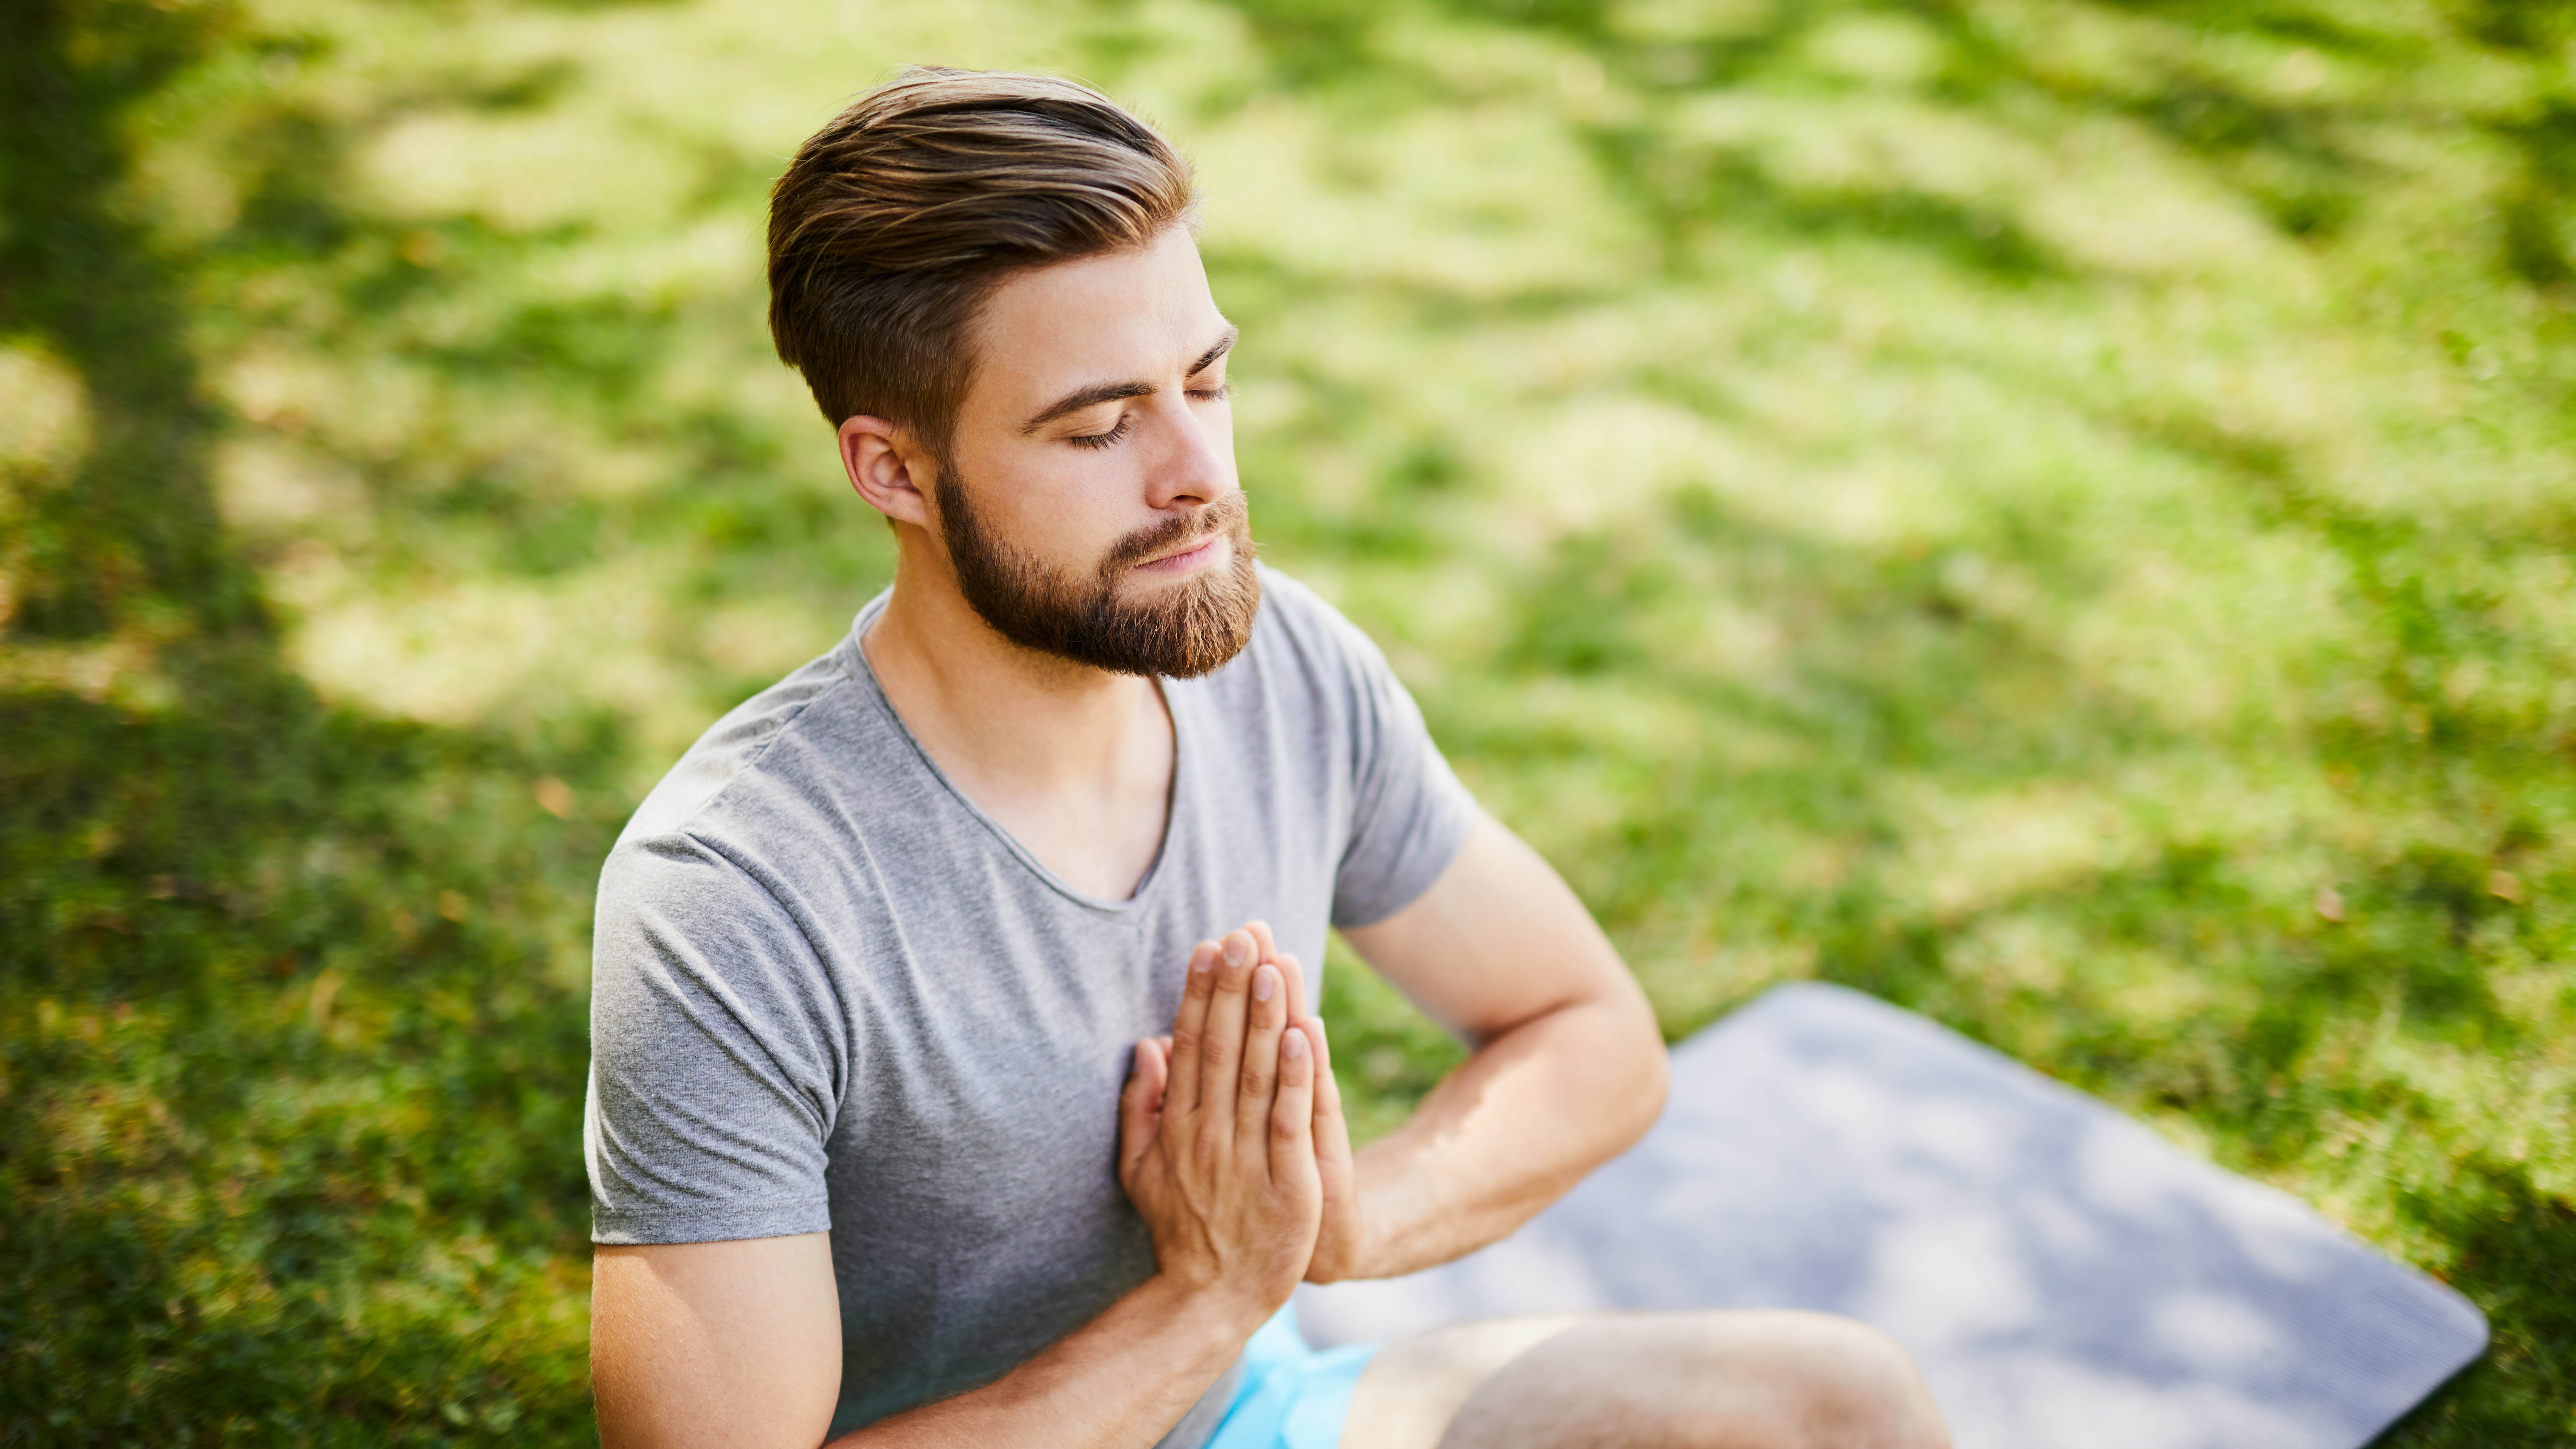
[[837, 592, 1184, 916]]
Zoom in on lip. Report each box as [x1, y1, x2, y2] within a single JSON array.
[[1135, 534, 1226, 575]]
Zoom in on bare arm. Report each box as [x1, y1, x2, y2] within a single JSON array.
[[592, 1238, 1256, 1449], [593, 1234, 843, 1448], [1321, 811, 1667, 1281], [593, 932, 1322, 1449]]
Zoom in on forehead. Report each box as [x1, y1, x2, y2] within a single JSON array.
[[965, 227, 1222, 403]]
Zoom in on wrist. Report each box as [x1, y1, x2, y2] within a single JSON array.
[[1317, 1160, 1398, 1282], [1133, 1272, 1282, 1356], [1310, 1231, 1375, 1285]]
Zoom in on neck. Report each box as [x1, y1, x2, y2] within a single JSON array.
[[860, 527, 1167, 828]]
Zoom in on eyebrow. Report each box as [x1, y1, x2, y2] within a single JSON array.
[[1019, 325, 1239, 435]]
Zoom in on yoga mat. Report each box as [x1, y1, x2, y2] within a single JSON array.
[[1295, 982, 2486, 1449]]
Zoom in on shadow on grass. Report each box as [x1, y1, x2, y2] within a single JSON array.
[[2380, 1158, 2575, 1444], [1, 2, 610, 1440]]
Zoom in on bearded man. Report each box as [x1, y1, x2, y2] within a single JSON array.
[[584, 67, 1948, 1449]]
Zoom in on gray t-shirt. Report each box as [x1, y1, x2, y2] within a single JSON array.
[[585, 566, 1476, 1444]]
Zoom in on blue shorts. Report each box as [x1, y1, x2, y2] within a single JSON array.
[[1203, 1304, 1378, 1449]]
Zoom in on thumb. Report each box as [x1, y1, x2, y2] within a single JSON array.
[[1118, 1038, 1167, 1188]]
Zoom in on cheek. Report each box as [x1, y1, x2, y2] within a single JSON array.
[[978, 448, 1142, 564]]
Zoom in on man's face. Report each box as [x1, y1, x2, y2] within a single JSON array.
[[932, 225, 1257, 678]]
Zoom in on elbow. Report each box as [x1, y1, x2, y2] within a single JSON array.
[[1623, 1007, 1669, 1149], [1587, 987, 1666, 1158]]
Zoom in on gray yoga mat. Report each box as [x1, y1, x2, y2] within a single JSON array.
[[1295, 981, 2487, 1449]]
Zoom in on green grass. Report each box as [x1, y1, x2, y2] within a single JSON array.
[[3, 0, 2571, 1442]]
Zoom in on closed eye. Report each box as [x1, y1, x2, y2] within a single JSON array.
[[1066, 414, 1134, 450]]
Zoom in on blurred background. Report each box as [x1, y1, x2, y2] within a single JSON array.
[[3, 0, 2571, 1441]]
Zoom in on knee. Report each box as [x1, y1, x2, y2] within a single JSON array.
[[1775, 1317, 1948, 1449]]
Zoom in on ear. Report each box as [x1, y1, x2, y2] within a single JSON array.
[[839, 414, 936, 529]]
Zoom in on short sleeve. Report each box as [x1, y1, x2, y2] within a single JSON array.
[[585, 832, 847, 1245], [1314, 601, 1480, 930]]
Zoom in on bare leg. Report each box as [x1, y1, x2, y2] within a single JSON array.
[[1337, 1315, 1587, 1449], [1338, 1311, 1948, 1449]]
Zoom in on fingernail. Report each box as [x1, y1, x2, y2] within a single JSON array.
[[1283, 1030, 1306, 1059], [1223, 937, 1247, 967], [1252, 968, 1275, 1002]]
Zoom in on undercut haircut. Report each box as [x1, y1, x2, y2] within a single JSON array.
[[766, 68, 1198, 459]]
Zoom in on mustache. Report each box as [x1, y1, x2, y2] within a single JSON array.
[[1097, 492, 1252, 578]]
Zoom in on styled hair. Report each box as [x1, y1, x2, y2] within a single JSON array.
[[766, 68, 1198, 458]]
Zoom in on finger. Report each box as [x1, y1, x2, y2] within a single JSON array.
[[1244, 922, 1295, 1020], [1307, 1017, 1352, 1173], [1166, 941, 1219, 1119], [1199, 931, 1258, 1143], [1140, 1034, 1170, 1116], [1308, 1014, 1345, 1122], [1273, 950, 1310, 1028], [1118, 1038, 1166, 1188], [1233, 961, 1288, 1150], [1270, 1014, 1318, 1190], [1295, 1017, 1355, 1282]]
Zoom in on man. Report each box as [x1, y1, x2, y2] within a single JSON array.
[[585, 67, 1948, 1449]]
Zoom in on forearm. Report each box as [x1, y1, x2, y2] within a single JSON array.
[[829, 1275, 1262, 1449], [1342, 993, 1666, 1280]]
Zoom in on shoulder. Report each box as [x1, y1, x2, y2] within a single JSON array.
[[598, 628, 892, 927], [1194, 564, 1435, 777], [1235, 564, 1401, 692], [617, 641, 858, 847], [1249, 564, 1371, 650]]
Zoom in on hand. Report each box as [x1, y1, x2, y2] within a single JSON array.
[[1153, 923, 1365, 1284], [1242, 928, 1365, 1285], [1118, 928, 1323, 1321], [1295, 1009, 1363, 1283]]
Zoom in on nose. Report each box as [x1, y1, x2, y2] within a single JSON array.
[[1141, 391, 1234, 514]]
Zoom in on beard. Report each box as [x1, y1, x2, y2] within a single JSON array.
[[935, 471, 1262, 679]]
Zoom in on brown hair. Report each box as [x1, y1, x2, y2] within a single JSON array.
[[766, 68, 1197, 458]]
